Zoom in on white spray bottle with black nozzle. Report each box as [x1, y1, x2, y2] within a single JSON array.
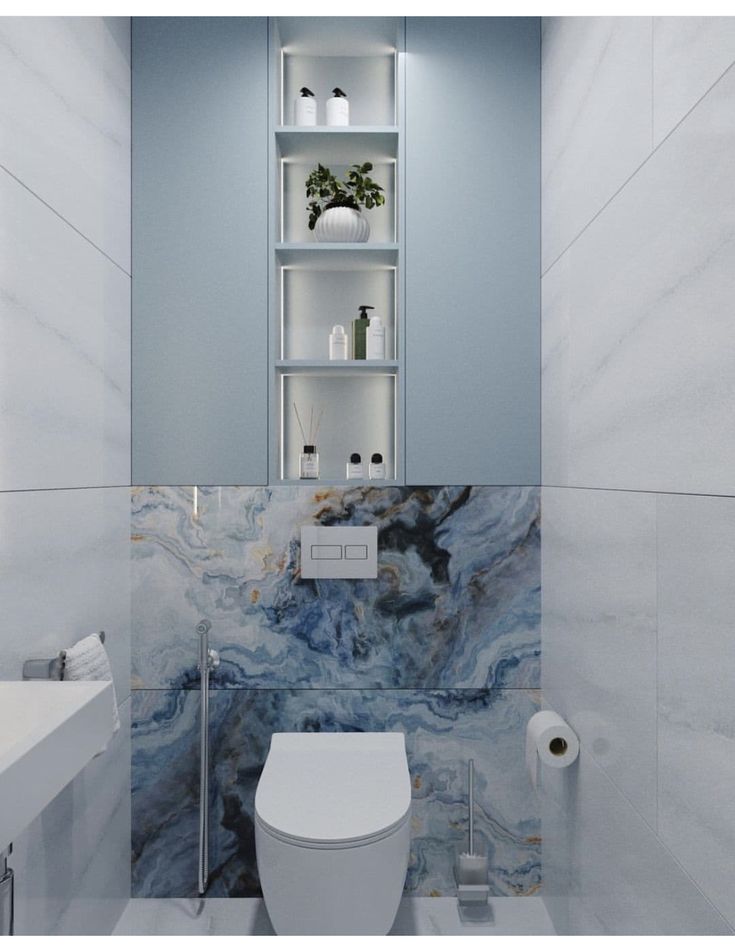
[[295, 87, 317, 126], [326, 87, 349, 126]]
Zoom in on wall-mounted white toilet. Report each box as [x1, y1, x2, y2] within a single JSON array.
[[254, 731, 411, 935]]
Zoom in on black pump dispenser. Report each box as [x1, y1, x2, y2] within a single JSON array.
[[332, 87, 347, 97], [299, 87, 315, 97], [352, 306, 374, 359]]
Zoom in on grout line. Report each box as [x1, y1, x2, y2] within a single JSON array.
[[129, 685, 540, 692], [654, 492, 660, 836], [128, 482, 543, 489], [0, 483, 131, 495], [0, 162, 131, 278], [540, 482, 735, 502], [541, 55, 735, 279], [537, 16, 543, 486], [130, 17, 134, 488], [582, 750, 733, 932], [651, 16, 655, 153]]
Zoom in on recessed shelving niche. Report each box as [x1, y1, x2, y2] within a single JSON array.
[[276, 17, 400, 126], [275, 129, 399, 245], [279, 372, 397, 483], [280, 267, 397, 361], [269, 17, 405, 485]]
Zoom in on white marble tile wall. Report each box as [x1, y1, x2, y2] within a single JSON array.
[[542, 16, 735, 934], [542, 486, 735, 934], [541, 17, 652, 271], [543, 61, 735, 495], [542, 487, 657, 827], [0, 486, 131, 702], [0, 17, 131, 271], [541, 746, 730, 935], [0, 15, 131, 937], [657, 494, 735, 928], [653, 17, 735, 146], [0, 170, 131, 492]]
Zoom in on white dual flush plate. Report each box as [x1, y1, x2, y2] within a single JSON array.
[[300, 526, 378, 579]]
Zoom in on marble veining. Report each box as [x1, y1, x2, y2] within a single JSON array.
[[541, 16, 652, 271], [131, 688, 541, 899], [653, 17, 735, 145], [0, 486, 131, 704], [131, 485, 540, 690], [541, 487, 657, 828], [657, 494, 735, 928], [0, 169, 130, 491], [0, 16, 131, 270], [542, 748, 731, 935], [113, 896, 556, 936], [542, 63, 735, 495], [12, 698, 131, 936]]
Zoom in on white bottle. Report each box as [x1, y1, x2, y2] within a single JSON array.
[[366, 316, 386, 360], [295, 87, 317, 126], [346, 453, 364, 479], [326, 87, 349, 126], [329, 324, 348, 360], [369, 453, 386, 480]]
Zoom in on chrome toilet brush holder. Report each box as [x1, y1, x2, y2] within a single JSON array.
[[454, 759, 491, 921]]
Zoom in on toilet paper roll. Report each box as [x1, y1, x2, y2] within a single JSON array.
[[525, 710, 579, 790]]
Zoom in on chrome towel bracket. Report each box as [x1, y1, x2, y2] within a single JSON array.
[[22, 631, 106, 681]]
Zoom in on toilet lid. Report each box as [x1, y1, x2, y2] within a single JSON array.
[[255, 732, 412, 845]]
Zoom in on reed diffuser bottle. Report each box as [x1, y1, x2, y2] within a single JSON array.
[[299, 446, 319, 479], [294, 402, 323, 480]]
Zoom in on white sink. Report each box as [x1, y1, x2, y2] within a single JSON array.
[[0, 681, 114, 852]]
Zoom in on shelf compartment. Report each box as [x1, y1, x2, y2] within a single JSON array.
[[278, 479, 399, 487], [275, 244, 398, 269], [277, 360, 399, 371], [279, 53, 397, 127], [279, 371, 397, 482], [279, 157, 396, 244], [279, 266, 396, 361], [276, 17, 402, 57], [276, 128, 399, 162]]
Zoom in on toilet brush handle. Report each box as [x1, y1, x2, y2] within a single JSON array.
[[468, 758, 475, 856]]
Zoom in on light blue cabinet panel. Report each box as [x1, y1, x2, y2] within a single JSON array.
[[405, 18, 540, 485], [132, 17, 268, 485]]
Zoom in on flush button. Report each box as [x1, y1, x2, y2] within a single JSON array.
[[301, 526, 377, 579], [344, 545, 368, 560], [311, 545, 342, 560]]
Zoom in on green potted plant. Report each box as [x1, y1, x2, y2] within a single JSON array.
[[305, 162, 385, 243]]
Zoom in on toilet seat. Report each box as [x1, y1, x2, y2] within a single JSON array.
[[255, 808, 410, 849], [254, 732, 411, 848]]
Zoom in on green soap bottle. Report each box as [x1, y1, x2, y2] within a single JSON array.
[[352, 305, 374, 360]]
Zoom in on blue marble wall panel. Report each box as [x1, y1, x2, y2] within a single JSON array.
[[131, 688, 541, 899], [131, 485, 540, 690]]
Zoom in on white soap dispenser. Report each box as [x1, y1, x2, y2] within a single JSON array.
[[329, 324, 348, 360], [326, 87, 349, 126], [369, 452, 386, 480], [346, 452, 364, 479], [295, 87, 317, 126], [366, 315, 386, 360]]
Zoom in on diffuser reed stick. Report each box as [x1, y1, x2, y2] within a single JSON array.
[[293, 402, 311, 445]]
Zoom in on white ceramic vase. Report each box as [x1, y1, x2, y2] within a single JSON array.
[[314, 206, 370, 243]]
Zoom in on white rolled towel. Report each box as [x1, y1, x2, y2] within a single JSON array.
[[64, 633, 120, 735]]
